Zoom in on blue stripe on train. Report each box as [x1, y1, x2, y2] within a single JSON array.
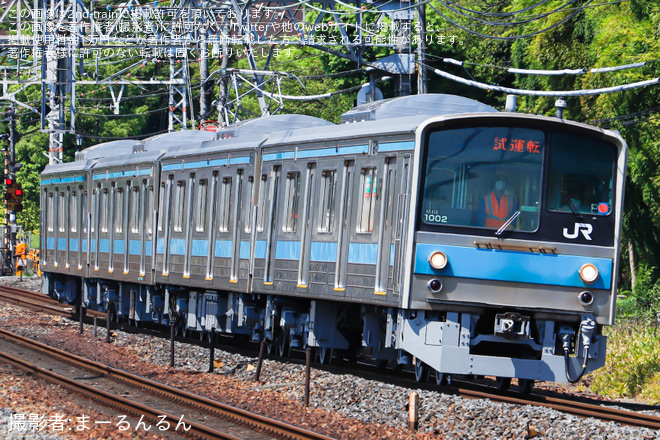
[[414, 243, 613, 289]]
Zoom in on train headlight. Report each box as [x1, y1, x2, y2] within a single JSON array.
[[429, 251, 448, 270], [579, 264, 599, 284]]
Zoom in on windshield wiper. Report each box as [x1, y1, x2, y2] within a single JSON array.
[[495, 210, 521, 236], [561, 191, 583, 220]]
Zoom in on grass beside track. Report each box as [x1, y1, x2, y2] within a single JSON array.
[[589, 322, 660, 404]]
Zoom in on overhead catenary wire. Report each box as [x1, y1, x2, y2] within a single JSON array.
[[426, 63, 660, 97], [438, 57, 656, 76], [427, 0, 596, 41]]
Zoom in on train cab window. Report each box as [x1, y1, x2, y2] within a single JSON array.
[[319, 170, 337, 233], [219, 177, 232, 232], [195, 179, 208, 232], [70, 191, 78, 233], [47, 193, 54, 232], [546, 131, 616, 216], [257, 175, 268, 232], [58, 192, 66, 233], [357, 168, 378, 233], [174, 181, 186, 232], [421, 126, 544, 232], [114, 188, 124, 233], [283, 172, 301, 232]]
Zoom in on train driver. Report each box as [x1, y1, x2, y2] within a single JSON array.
[[478, 177, 518, 228]]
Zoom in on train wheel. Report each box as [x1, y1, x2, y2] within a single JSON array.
[[317, 347, 332, 365], [495, 377, 511, 392], [414, 361, 429, 383], [276, 331, 290, 358], [518, 379, 534, 395], [435, 370, 449, 386], [265, 339, 274, 355]]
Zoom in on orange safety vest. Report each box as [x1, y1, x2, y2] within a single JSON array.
[[484, 192, 511, 228]]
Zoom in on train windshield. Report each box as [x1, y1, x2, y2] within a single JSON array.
[[421, 126, 544, 231], [420, 125, 616, 232]]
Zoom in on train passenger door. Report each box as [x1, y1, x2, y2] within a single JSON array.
[[335, 160, 354, 291], [264, 166, 280, 284], [392, 156, 411, 295], [375, 157, 397, 294], [160, 175, 174, 276], [230, 170, 244, 283]]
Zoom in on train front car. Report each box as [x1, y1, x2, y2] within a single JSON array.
[[401, 114, 627, 386]]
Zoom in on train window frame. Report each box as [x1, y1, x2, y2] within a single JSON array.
[[114, 187, 124, 233], [58, 191, 66, 233], [545, 131, 616, 216], [173, 180, 186, 232], [82, 190, 88, 234], [70, 190, 78, 233], [100, 188, 109, 233], [130, 185, 140, 234], [318, 169, 337, 233], [283, 171, 301, 233], [244, 176, 254, 233], [195, 178, 208, 233], [47, 192, 54, 232], [257, 175, 268, 232], [219, 177, 232, 233], [420, 125, 544, 233], [145, 182, 153, 235], [357, 167, 378, 234]]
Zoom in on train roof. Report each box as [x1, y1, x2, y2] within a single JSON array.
[[42, 158, 96, 177], [213, 114, 333, 140], [340, 93, 497, 123], [74, 140, 138, 161], [263, 115, 428, 147], [164, 114, 334, 158]]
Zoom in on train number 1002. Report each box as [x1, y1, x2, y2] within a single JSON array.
[[424, 213, 448, 223]]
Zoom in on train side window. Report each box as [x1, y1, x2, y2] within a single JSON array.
[[145, 182, 153, 235], [100, 189, 109, 232], [244, 176, 254, 233], [114, 187, 124, 233], [257, 175, 268, 232], [82, 191, 88, 234], [283, 172, 301, 232], [318, 170, 337, 233], [195, 179, 208, 232], [70, 190, 78, 233], [158, 178, 171, 232], [130, 186, 140, 234], [357, 168, 378, 233], [174, 180, 186, 232], [58, 192, 66, 233], [47, 192, 54, 232], [219, 177, 232, 232]]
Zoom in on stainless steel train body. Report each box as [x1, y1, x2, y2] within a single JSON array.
[[40, 94, 627, 384]]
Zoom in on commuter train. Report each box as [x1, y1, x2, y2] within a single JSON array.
[[40, 94, 627, 389]]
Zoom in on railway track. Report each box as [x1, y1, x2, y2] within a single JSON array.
[[2, 283, 660, 432], [0, 328, 336, 440]]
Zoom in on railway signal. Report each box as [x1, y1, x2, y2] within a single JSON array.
[[5, 177, 22, 212]]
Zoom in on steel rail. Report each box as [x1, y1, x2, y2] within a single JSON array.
[[0, 328, 336, 440], [456, 387, 660, 429]]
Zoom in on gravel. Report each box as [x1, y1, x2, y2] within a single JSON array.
[[1, 276, 659, 439]]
